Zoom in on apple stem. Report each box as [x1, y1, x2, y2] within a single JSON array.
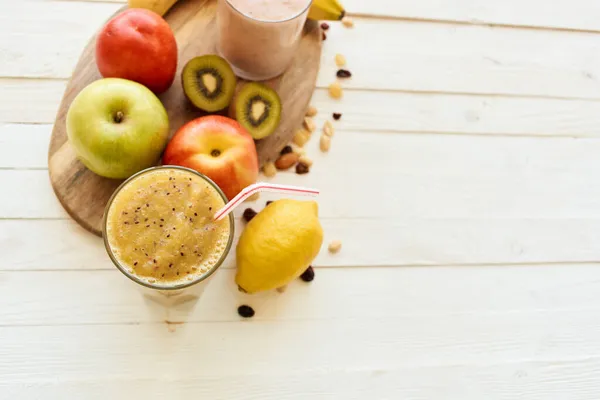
[[114, 111, 124, 123]]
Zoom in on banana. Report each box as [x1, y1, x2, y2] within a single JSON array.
[[128, 0, 179, 16], [308, 0, 345, 21]]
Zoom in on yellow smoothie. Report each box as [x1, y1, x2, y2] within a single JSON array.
[[104, 167, 232, 288]]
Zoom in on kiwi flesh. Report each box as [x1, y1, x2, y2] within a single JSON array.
[[182, 55, 237, 112], [234, 82, 282, 140]]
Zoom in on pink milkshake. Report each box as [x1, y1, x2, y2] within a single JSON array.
[[216, 0, 312, 81]]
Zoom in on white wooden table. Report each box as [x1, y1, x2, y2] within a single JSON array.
[[3, 0, 600, 398]]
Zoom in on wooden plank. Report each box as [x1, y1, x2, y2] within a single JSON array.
[[5, 132, 600, 218], [0, 79, 65, 124], [0, 170, 67, 219], [6, 84, 600, 133], [0, 124, 50, 169], [2, 359, 600, 400], [7, 3, 600, 99], [346, 0, 600, 32], [317, 19, 600, 98], [1, 312, 600, 381], [3, 216, 600, 270], [55, 0, 600, 32], [4, 265, 600, 325]]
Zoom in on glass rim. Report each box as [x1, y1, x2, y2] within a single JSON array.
[[102, 165, 235, 291], [224, 0, 313, 24]]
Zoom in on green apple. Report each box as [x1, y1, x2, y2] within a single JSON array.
[[66, 78, 169, 179]]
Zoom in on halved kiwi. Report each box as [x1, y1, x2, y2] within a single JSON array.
[[234, 82, 282, 140], [181, 55, 237, 112]]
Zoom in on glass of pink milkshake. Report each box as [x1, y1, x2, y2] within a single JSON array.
[[216, 0, 312, 81]]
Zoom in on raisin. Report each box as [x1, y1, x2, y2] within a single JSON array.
[[321, 22, 330, 30], [280, 145, 293, 156], [333, 113, 342, 120], [266, 201, 273, 206], [243, 208, 257, 223], [322, 31, 327, 41], [296, 163, 310, 175], [336, 69, 352, 78], [237, 305, 255, 318], [300, 266, 315, 282]]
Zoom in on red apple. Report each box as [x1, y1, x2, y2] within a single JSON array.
[[163, 116, 259, 200], [96, 8, 177, 94]]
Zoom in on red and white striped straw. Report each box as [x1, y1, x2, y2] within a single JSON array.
[[213, 182, 320, 221]]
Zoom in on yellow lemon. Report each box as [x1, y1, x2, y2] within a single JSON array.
[[235, 199, 323, 293]]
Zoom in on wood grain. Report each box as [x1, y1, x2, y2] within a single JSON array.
[[60, 0, 600, 32], [47, 0, 322, 237], [4, 265, 600, 324]]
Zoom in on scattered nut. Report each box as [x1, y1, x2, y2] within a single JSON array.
[[293, 145, 306, 156], [280, 145, 293, 156], [275, 152, 299, 170], [263, 161, 277, 177], [342, 16, 354, 28], [303, 117, 316, 132], [328, 81, 343, 99], [323, 121, 334, 137], [336, 69, 352, 78], [293, 129, 311, 147], [320, 135, 331, 152], [245, 192, 260, 202], [320, 22, 330, 30], [335, 54, 346, 67], [333, 112, 342, 120], [296, 162, 310, 175], [276, 285, 287, 293], [328, 240, 342, 253], [306, 105, 318, 117], [298, 155, 313, 167]]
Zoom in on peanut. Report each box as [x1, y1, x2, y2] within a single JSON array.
[[245, 193, 260, 202], [262, 161, 277, 177], [306, 105, 318, 117], [328, 81, 343, 99], [293, 145, 306, 156], [303, 117, 316, 132], [328, 240, 342, 253], [293, 129, 310, 147], [320, 135, 331, 152], [298, 155, 313, 167], [335, 54, 346, 67], [342, 16, 354, 28], [323, 121, 334, 137], [275, 152, 299, 170]]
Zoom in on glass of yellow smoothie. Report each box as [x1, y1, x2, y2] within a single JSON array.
[[103, 166, 234, 303]]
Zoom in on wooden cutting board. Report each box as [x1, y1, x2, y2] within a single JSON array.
[[48, 0, 322, 237]]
